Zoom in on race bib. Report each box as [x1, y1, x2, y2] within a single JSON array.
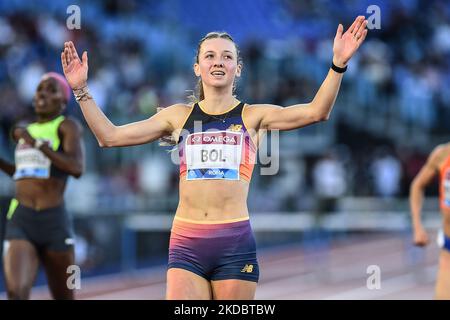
[[185, 131, 243, 180], [13, 139, 51, 180], [444, 169, 450, 207]]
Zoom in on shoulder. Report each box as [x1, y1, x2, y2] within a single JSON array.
[[443, 142, 450, 153], [242, 104, 283, 128], [59, 116, 83, 135], [428, 143, 450, 168], [158, 103, 193, 117], [243, 103, 282, 119], [244, 103, 282, 112], [165, 103, 193, 110], [157, 103, 194, 131], [430, 143, 450, 158]]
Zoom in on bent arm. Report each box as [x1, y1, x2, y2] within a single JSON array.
[[254, 16, 368, 131], [256, 68, 344, 131], [76, 94, 177, 147], [38, 118, 85, 178], [74, 94, 117, 147], [61, 41, 173, 148], [409, 148, 441, 230]]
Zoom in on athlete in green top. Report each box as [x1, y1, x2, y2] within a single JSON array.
[[0, 72, 85, 299]]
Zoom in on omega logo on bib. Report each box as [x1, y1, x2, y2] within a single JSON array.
[[185, 131, 243, 180]]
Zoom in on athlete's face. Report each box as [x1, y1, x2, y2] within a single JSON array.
[[194, 38, 242, 90], [33, 78, 65, 117]]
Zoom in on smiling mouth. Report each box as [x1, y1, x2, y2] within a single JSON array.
[[211, 71, 225, 76], [36, 99, 46, 108]]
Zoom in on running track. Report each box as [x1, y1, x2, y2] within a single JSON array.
[[0, 231, 439, 300]]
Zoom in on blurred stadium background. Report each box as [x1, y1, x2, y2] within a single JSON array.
[[0, 0, 449, 299]]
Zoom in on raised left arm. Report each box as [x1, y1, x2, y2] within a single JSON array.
[[252, 16, 368, 131]]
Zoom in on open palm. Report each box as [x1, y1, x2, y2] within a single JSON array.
[[333, 16, 368, 67], [61, 41, 88, 89]]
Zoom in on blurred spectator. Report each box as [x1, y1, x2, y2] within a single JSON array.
[[0, 0, 448, 213], [138, 153, 171, 196], [312, 150, 347, 214], [370, 147, 403, 198]]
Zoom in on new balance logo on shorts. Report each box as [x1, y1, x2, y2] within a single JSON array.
[[241, 264, 253, 273]]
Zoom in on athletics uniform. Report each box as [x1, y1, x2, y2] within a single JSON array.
[[168, 101, 259, 282], [5, 116, 74, 251]]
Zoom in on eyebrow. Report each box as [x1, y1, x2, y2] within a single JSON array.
[[39, 79, 57, 87], [204, 50, 234, 55]]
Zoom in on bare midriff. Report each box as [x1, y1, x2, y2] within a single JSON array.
[[15, 178, 66, 211], [176, 176, 250, 222]]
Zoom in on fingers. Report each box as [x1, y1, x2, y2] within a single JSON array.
[[348, 15, 365, 35], [82, 51, 88, 66], [414, 240, 428, 247], [62, 41, 87, 69], [61, 52, 67, 70], [64, 46, 71, 66], [351, 18, 364, 36], [335, 23, 344, 40], [67, 42, 75, 61], [69, 41, 80, 61], [63, 41, 76, 64], [413, 238, 426, 246], [355, 19, 368, 38], [357, 29, 368, 45], [63, 41, 70, 62], [413, 233, 429, 247]]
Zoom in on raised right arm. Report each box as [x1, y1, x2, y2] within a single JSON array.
[[70, 92, 182, 147], [61, 41, 183, 147]]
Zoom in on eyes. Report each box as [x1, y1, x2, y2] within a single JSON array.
[[37, 83, 59, 94], [205, 53, 233, 60]]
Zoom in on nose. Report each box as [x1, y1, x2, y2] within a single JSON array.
[[37, 90, 47, 98], [213, 60, 224, 68]]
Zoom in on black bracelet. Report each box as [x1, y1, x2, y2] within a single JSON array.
[[331, 61, 347, 73]]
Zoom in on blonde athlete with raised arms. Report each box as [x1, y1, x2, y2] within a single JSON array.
[[61, 16, 368, 300]]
